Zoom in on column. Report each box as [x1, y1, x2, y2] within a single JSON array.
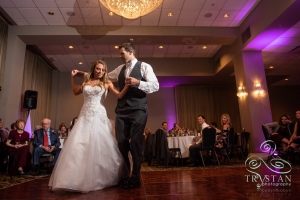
[[234, 51, 272, 153]]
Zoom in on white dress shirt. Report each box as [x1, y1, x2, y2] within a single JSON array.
[[108, 58, 159, 94], [196, 122, 210, 144]]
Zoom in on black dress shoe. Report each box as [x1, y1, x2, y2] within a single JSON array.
[[187, 163, 198, 167], [30, 170, 40, 176], [122, 181, 140, 189], [118, 178, 129, 187], [18, 169, 25, 175]]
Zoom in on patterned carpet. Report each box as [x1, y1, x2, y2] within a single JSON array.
[[0, 173, 48, 189]]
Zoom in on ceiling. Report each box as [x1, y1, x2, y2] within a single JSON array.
[[1, 0, 300, 87]]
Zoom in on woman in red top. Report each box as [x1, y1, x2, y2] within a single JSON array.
[[6, 119, 30, 175]]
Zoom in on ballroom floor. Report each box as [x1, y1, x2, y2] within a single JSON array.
[[0, 161, 299, 200]]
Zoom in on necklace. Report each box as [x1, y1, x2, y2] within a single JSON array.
[[17, 130, 23, 136]]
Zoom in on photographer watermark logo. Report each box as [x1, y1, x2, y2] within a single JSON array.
[[244, 140, 292, 188]]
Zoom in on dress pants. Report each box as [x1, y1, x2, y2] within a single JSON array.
[[115, 106, 148, 183], [33, 147, 61, 166], [189, 143, 203, 164]]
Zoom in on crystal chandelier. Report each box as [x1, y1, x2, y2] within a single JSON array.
[[99, 0, 163, 19]]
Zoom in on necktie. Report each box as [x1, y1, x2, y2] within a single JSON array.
[[44, 131, 49, 146], [125, 62, 132, 77]]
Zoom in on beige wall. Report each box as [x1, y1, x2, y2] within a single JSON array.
[[50, 71, 176, 132]]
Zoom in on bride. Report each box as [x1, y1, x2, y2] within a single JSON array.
[[49, 60, 129, 192]]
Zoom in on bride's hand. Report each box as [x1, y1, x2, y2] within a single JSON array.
[[71, 70, 78, 77]]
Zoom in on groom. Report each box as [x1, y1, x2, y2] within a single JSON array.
[[108, 43, 159, 189]]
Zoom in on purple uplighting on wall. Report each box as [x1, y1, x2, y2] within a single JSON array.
[[245, 29, 288, 50]]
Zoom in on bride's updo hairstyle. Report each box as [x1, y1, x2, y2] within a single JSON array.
[[82, 60, 110, 90]]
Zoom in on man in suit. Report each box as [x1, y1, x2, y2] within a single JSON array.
[[74, 43, 159, 188], [109, 43, 159, 189], [32, 118, 61, 174], [188, 115, 210, 167]]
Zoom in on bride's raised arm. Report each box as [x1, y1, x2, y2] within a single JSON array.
[[71, 70, 83, 95], [107, 81, 129, 99]]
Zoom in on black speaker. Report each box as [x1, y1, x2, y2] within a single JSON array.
[[23, 90, 38, 110]]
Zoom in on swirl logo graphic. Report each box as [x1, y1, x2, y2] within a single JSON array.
[[244, 140, 292, 188]]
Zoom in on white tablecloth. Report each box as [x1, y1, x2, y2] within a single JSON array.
[[167, 136, 195, 158]]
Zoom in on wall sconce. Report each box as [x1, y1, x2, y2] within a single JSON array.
[[237, 86, 247, 98], [254, 83, 264, 96]]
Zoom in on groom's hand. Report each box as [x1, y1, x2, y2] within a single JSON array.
[[126, 77, 140, 86]]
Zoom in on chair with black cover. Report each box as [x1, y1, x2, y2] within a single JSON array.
[[152, 129, 170, 167], [31, 151, 53, 174], [262, 124, 284, 163], [227, 128, 245, 163], [199, 127, 220, 167], [144, 133, 154, 166], [234, 131, 250, 160], [0, 132, 13, 179]]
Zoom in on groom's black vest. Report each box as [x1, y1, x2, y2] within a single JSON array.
[[116, 61, 147, 112]]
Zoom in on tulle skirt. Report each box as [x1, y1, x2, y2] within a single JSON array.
[[48, 114, 128, 192]]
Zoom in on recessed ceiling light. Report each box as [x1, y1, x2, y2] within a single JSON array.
[[48, 12, 54, 15], [204, 13, 213, 18], [114, 46, 119, 49], [224, 14, 229, 18], [269, 66, 274, 69], [109, 12, 114, 16], [66, 11, 75, 16], [202, 46, 207, 49], [285, 78, 288, 81], [69, 46, 73, 49], [167, 13, 173, 17], [79, 62, 83, 65], [159, 46, 163, 49]]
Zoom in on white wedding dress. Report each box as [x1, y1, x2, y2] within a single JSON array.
[[49, 85, 128, 192]]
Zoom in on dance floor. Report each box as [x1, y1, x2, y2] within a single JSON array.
[[0, 162, 299, 200]]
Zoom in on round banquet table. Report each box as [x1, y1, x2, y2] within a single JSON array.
[[167, 136, 195, 158]]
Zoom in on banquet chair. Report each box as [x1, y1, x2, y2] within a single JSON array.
[[198, 127, 220, 167], [168, 148, 183, 166], [152, 129, 170, 167], [225, 128, 241, 163], [233, 131, 250, 160]]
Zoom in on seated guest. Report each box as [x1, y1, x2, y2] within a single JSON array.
[[215, 114, 232, 149], [10, 122, 16, 131], [265, 115, 293, 151], [58, 123, 67, 130], [143, 127, 153, 165], [0, 118, 9, 138], [32, 118, 61, 174], [59, 125, 68, 139], [6, 119, 30, 175], [171, 122, 181, 136], [188, 115, 210, 167], [0, 118, 10, 171], [283, 110, 300, 159], [68, 117, 78, 134]]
